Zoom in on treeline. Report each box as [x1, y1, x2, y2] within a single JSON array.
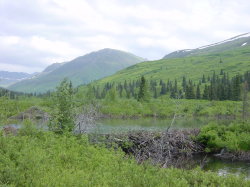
[[0, 87, 33, 99], [90, 70, 250, 101]]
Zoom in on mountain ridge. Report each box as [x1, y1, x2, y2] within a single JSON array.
[[8, 48, 145, 93], [95, 33, 250, 86], [0, 71, 36, 87], [163, 32, 250, 59]]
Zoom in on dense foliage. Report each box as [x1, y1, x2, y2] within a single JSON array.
[[0, 87, 33, 98], [137, 76, 150, 102], [0, 126, 249, 186], [197, 122, 250, 152], [99, 98, 242, 118], [0, 96, 43, 124], [49, 78, 75, 133], [87, 71, 250, 101]]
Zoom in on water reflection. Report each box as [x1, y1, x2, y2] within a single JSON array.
[[203, 156, 250, 179], [95, 117, 233, 134], [95, 117, 250, 179]]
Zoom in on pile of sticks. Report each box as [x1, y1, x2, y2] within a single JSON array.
[[90, 129, 205, 168]]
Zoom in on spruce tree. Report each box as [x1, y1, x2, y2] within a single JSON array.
[[196, 85, 201, 99], [203, 85, 209, 99], [138, 76, 150, 102], [202, 74, 206, 83], [242, 81, 249, 120], [232, 75, 242, 101], [182, 76, 187, 91], [170, 88, 176, 98], [160, 83, 167, 95]]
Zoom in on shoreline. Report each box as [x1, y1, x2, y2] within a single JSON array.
[[98, 113, 237, 120]]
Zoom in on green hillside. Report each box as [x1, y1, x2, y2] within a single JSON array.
[[97, 40, 250, 85], [8, 49, 145, 93], [163, 33, 250, 59]]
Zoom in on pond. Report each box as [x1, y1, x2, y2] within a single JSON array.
[[197, 155, 250, 179], [95, 117, 250, 179], [94, 117, 233, 134]]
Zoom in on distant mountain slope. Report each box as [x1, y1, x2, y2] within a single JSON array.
[[0, 71, 34, 87], [8, 48, 145, 93], [163, 32, 250, 59], [42, 63, 64, 73], [97, 34, 250, 85]]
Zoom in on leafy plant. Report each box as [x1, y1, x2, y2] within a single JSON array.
[[49, 78, 75, 133], [0, 128, 249, 186], [197, 122, 250, 152]]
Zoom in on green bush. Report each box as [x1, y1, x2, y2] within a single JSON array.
[[0, 127, 249, 186], [197, 122, 250, 152], [99, 98, 242, 118]]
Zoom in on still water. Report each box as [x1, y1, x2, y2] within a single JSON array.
[[203, 156, 250, 179], [95, 117, 250, 179], [94, 117, 232, 134]]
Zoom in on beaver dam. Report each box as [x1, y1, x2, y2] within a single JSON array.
[[89, 128, 250, 178], [90, 129, 204, 168]]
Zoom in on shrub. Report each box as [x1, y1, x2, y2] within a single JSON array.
[[0, 128, 249, 186], [197, 122, 250, 152]]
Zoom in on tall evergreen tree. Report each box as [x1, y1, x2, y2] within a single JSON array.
[[196, 85, 201, 99], [203, 85, 209, 100], [182, 76, 187, 91], [160, 83, 167, 95], [202, 74, 206, 83], [137, 76, 150, 102], [232, 74, 242, 101]]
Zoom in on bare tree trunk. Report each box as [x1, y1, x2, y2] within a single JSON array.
[[166, 95, 182, 132]]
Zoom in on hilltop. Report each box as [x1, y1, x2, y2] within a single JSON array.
[[97, 33, 250, 85], [8, 49, 145, 93]]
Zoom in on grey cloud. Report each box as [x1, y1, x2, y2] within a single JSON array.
[[0, 0, 250, 73]]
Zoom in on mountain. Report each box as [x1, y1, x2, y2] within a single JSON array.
[[163, 33, 250, 59], [96, 33, 250, 85], [8, 48, 145, 93], [0, 71, 35, 87], [42, 63, 64, 73]]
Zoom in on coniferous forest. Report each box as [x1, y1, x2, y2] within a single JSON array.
[[89, 70, 250, 101]]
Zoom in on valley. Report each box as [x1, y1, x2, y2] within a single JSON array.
[[1, 33, 250, 186]]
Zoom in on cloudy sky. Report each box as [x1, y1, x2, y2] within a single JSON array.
[[0, 0, 250, 73]]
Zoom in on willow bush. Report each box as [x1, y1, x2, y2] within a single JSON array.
[[0, 125, 249, 186]]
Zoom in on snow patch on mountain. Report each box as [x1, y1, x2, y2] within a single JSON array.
[[241, 42, 247, 46], [197, 33, 250, 50]]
